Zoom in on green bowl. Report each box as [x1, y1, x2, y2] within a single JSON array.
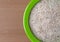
[[23, 0, 42, 42]]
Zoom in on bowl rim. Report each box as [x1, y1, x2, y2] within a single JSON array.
[[23, 0, 42, 42]]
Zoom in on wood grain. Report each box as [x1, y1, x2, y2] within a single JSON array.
[[0, 0, 30, 42]]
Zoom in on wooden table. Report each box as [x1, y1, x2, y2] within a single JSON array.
[[0, 0, 30, 42]]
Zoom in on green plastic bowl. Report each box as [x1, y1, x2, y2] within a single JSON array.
[[23, 0, 42, 42]]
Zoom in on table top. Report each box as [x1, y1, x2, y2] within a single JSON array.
[[0, 0, 30, 42]]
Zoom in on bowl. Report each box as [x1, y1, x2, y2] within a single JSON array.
[[23, 0, 42, 42]]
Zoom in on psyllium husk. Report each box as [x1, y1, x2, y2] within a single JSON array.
[[30, 0, 60, 42]]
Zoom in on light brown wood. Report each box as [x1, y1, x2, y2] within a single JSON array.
[[0, 0, 30, 42]]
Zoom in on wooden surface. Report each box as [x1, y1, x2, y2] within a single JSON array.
[[0, 0, 30, 42]]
